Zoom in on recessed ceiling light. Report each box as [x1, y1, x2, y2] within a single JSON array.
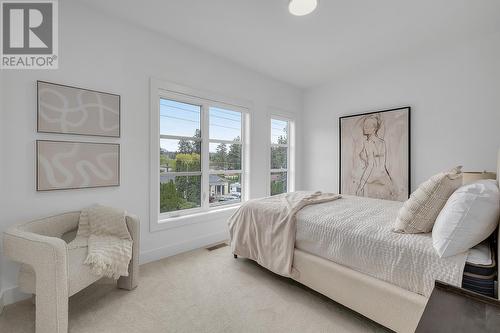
[[288, 0, 318, 16]]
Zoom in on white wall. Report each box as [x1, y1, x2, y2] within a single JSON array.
[[0, 2, 302, 298], [301, 30, 500, 193]]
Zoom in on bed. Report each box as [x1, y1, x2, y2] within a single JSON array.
[[230, 151, 500, 333]]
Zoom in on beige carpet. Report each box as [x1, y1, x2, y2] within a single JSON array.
[[0, 245, 390, 332]]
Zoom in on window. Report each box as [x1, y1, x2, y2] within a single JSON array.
[[160, 99, 202, 213], [208, 107, 243, 208], [155, 87, 247, 220], [270, 118, 289, 195]]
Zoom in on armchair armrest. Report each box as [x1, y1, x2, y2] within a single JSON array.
[[3, 227, 68, 269], [118, 214, 140, 290], [3, 227, 70, 333], [125, 214, 140, 244]]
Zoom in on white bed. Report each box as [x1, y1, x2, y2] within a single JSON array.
[[288, 152, 500, 333], [295, 195, 467, 298], [229, 151, 499, 332]]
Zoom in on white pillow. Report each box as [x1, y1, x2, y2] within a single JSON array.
[[432, 180, 500, 258]]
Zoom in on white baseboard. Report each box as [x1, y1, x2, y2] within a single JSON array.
[[0, 286, 30, 308], [139, 231, 228, 265]]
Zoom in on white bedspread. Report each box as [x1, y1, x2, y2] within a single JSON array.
[[295, 195, 467, 297]]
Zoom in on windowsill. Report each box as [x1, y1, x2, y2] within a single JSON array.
[[151, 204, 241, 232]]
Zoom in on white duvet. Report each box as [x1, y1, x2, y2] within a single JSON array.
[[295, 195, 468, 297]]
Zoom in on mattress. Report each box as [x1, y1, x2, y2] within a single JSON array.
[[295, 195, 468, 297], [462, 241, 496, 297]]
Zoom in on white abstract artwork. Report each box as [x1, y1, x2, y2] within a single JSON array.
[[37, 81, 120, 137], [340, 107, 410, 201], [37, 140, 120, 191]]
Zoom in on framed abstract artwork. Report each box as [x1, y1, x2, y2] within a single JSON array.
[[37, 81, 120, 137], [339, 107, 410, 201], [36, 140, 120, 191]]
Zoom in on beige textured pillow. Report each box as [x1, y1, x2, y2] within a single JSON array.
[[393, 166, 463, 234]]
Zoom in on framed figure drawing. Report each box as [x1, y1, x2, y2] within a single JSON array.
[[339, 107, 410, 201], [37, 81, 120, 137]]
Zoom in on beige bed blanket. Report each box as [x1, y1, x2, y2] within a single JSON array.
[[228, 191, 341, 277]]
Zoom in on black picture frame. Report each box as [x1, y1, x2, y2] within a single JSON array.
[[339, 106, 411, 200], [37, 80, 121, 138]]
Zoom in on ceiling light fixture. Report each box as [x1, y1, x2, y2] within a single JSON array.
[[288, 0, 318, 16]]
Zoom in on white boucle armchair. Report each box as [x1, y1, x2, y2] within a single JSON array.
[[3, 211, 140, 333]]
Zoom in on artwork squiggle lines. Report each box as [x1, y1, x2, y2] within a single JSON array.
[[38, 144, 80, 187], [75, 152, 118, 187], [37, 141, 120, 191], [38, 81, 120, 137]]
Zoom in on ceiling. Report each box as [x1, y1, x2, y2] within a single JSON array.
[[79, 0, 500, 88]]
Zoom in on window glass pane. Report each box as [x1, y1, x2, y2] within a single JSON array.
[[270, 146, 288, 170], [209, 173, 241, 207], [209, 107, 241, 141], [160, 175, 201, 213], [270, 172, 287, 196], [160, 139, 201, 172], [209, 142, 241, 171], [271, 119, 288, 144], [160, 98, 201, 138]]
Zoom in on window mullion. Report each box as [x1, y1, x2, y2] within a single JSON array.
[[160, 134, 201, 141], [270, 143, 288, 148], [164, 171, 202, 177], [209, 170, 242, 175], [209, 139, 242, 145], [201, 104, 210, 210]]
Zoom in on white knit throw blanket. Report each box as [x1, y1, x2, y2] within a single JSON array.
[[69, 205, 133, 279]]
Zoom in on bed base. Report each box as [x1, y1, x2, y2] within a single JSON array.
[[232, 249, 427, 332], [291, 249, 427, 333]]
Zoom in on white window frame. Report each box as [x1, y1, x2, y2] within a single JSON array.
[[268, 113, 295, 196], [150, 79, 251, 232]]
